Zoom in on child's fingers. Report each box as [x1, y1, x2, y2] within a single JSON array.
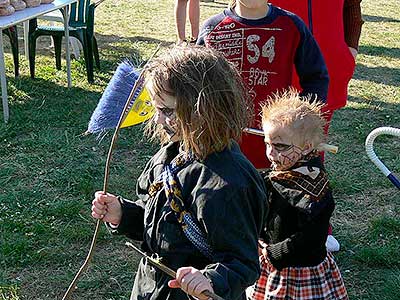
[[92, 201, 107, 216], [193, 281, 211, 297], [262, 247, 268, 258], [176, 267, 194, 291], [94, 191, 116, 204], [181, 274, 197, 293], [94, 191, 106, 202], [167, 279, 180, 289], [258, 240, 267, 248], [192, 279, 213, 300], [91, 210, 104, 219], [176, 267, 194, 283]]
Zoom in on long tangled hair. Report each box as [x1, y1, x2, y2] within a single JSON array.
[[143, 46, 253, 160], [261, 89, 326, 148]]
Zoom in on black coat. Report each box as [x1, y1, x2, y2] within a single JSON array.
[[110, 141, 268, 300], [261, 156, 334, 270]]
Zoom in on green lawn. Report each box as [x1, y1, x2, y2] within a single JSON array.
[[0, 0, 399, 299]]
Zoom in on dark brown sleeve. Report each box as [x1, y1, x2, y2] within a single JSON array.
[[343, 0, 364, 50]]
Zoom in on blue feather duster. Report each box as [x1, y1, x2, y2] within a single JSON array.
[[87, 60, 141, 133]]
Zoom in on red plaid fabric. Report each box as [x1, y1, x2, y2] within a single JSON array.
[[250, 252, 348, 300]]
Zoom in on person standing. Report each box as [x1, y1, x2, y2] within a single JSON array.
[[250, 90, 348, 300], [175, 0, 200, 44], [270, 0, 363, 132], [270, 0, 364, 252], [197, 0, 329, 169], [91, 46, 267, 300]]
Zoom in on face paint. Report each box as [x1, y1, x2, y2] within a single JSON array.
[[266, 143, 303, 170], [146, 79, 180, 142], [159, 108, 177, 139], [263, 123, 307, 171]]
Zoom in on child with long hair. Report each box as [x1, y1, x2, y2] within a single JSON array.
[[249, 90, 348, 300], [198, 0, 329, 169], [91, 46, 267, 300]]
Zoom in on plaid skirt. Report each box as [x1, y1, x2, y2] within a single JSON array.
[[249, 252, 348, 300]]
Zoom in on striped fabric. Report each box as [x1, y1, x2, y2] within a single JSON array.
[[148, 151, 214, 260], [250, 252, 348, 300]]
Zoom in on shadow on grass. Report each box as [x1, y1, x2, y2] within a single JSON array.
[[96, 34, 173, 48], [360, 45, 400, 60], [28, 33, 170, 64], [363, 14, 400, 23], [327, 94, 399, 194], [353, 64, 400, 87]]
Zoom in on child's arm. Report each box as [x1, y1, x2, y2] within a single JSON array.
[[291, 16, 329, 102], [100, 157, 157, 240], [198, 184, 267, 300], [264, 184, 334, 270], [104, 195, 146, 240], [343, 0, 363, 56], [196, 12, 226, 46]]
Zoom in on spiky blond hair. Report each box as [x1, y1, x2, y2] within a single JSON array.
[[261, 89, 326, 148]]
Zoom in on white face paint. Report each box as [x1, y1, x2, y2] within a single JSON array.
[[146, 78, 180, 142], [263, 123, 310, 171]]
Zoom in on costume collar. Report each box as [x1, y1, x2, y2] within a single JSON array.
[[270, 153, 328, 201]]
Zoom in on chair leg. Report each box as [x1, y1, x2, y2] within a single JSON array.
[[81, 33, 94, 83], [52, 35, 63, 70], [7, 26, 19, 77], [92, 36, 100, 69]]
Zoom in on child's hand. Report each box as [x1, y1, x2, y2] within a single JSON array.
[[91, 191, 122, 225], [258, 240, 268, 258], [168, 267, 213, 300], [349, 46, 358, 60]]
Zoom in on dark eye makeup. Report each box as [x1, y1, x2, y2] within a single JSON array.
[[265, 142, 294, 152], [158, 107, 175, 117]]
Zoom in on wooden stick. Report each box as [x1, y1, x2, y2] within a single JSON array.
[[61, 45, 161, 300], [126, 242, 226, 300]]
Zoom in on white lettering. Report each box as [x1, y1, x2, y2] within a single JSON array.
[[248, 68, 270, 86]]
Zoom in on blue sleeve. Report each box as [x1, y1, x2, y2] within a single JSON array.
[[291, 15, 329, 102]]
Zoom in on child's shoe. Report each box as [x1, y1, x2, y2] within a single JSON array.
[[326, 234, 340, 252]]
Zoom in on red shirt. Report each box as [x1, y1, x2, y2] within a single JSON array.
[[199, 6, 328, 168], [271, 0, 356, 111]]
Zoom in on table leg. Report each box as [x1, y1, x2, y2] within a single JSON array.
[[23, 21, 29, 59], [63, 5, 72, 88], [0, 30, 9, 123]]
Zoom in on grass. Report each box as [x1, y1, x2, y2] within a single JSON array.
[[0, 0, 399, 299]]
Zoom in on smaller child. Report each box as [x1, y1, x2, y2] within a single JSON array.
[[250, 90, 348, 300], [175, 0, 200, 44]]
